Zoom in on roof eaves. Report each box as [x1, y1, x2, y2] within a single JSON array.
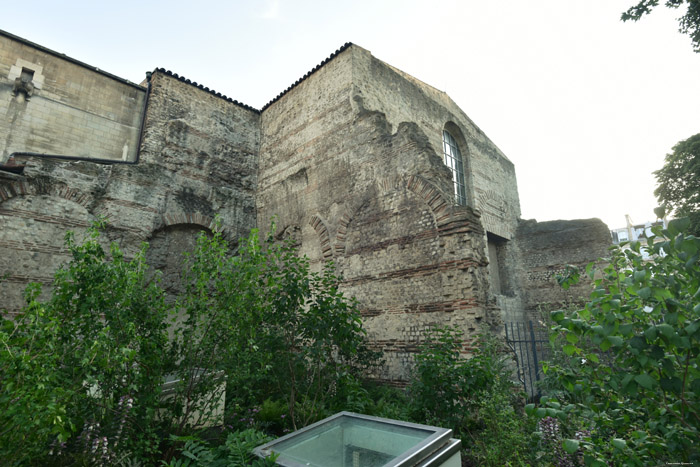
[[153, 68, 261, 114], [260, 42, 353, 112]]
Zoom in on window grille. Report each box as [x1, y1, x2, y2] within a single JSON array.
[[442, 130, 467, 206]]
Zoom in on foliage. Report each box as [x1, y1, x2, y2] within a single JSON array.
[[531, 217, 700, 465], [253, 232, 380, 429], [163, 223, 379, 438], [409, 326, 472, 430], [654, 133, 700, 235], [622, 0, 700, 52], [408, 326, 537, 465], [1, 218, 378, 464], [163, 429, 277, 466], [0, 220, 169, 464]]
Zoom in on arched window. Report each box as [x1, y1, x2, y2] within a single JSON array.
[[442, 130, 467, 206]]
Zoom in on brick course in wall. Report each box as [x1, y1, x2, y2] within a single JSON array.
[[0, 31, 609, 383]]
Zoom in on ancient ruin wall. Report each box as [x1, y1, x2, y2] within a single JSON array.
[[0, 30, 145, 163], [138, 71, 260, 245], [0, 43, 260, 315], [514, 218, 612, 317], [351, 48, 521, 241], [258, 46, 494, 383]]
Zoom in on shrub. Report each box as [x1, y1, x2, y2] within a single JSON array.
[[532, 217, 700, 465], [0, 220, 169, 463], [408, 326, 537, 465], [163, 223, 380, 437]]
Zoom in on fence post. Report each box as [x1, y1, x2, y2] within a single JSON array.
[[528, 321, 541, 393]]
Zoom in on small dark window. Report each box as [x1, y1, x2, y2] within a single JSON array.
[[20, 68, 34, 83], [13, 68, 35, 100]]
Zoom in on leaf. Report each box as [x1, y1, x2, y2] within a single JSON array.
[[611, 438, 626, 450], [638, 287, 652, 299], [685, 320, 700, 336], [524, 403, 535, 416], [644, 326, 658, 341], [619, 324, 633, 336], [630, 336, 647, 350], [668, 217, 690, 236], [660, 377, 682, 394], [607, 336, 624, 347], [656, 323, 675, 339], [563, 344, 578, 356], [634, 374, 655, 390], [551, 310, 565, 322], [566, 332, 579, 344], [562, 439, 580, 454]]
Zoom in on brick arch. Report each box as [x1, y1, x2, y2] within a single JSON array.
[[404, 175, 451, 224], [0, 179, 93, 209], [157, 212, 227, 239], [309, 214, 333, 260], [334, 175, 450, 256]]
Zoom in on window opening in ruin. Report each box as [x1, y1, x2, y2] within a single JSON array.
[[20, 68, 34, 83], [13, 67, 35, 100], [487, 232, 511, 296], [442, 130, 467, 206]]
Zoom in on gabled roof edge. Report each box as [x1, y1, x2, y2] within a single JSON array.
[[260, 42, 353, 112]]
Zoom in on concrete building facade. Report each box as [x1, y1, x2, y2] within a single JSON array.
[[0, 30, 610, 383]]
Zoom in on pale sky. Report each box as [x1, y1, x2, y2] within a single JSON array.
[[3, 0, 699, 230]]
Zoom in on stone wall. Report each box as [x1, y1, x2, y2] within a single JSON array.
[[514, 218, 612, 317], [0, 61, 260, 315], [352, 48, 521, 241], [258, 45, 500, 383], [0, 30, 145, 163], [0, 31, 613, 385]]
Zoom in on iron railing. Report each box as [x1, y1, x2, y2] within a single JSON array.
[[504, 321, 551, 401]]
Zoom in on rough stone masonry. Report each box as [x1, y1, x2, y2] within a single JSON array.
[[0, 29, 610, 384]]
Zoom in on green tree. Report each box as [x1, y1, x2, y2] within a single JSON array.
[[622, 1, 700, 52], [408, 327, 538, 465], [0, 220, 169, 464], [533, 218, 700, 465], [654, 133, 700, 235], [162, 222, 379, 441]]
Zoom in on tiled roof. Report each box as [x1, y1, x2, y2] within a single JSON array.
[[153, 42, 353, 114], [153, 68, 260, 113], [261, 42, 353, 111]]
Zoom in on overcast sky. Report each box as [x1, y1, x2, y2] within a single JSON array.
[[3, 0, 699, 229]]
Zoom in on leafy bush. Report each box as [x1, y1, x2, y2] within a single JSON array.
[[163, 429, 277, 466], [0, 220, 169, 463], [163, 223, 379, 437], [531, 217, 700, 465], [408, 326, 537, 465], [1, 219, 379, 464]]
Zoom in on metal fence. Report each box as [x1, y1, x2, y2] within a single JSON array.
[[504, 321, 551, 401]]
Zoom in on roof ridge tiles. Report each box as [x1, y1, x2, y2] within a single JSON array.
[[151, 42, 353, 115], [260, 42, 353, 112], [153, 67, 260, 113]]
